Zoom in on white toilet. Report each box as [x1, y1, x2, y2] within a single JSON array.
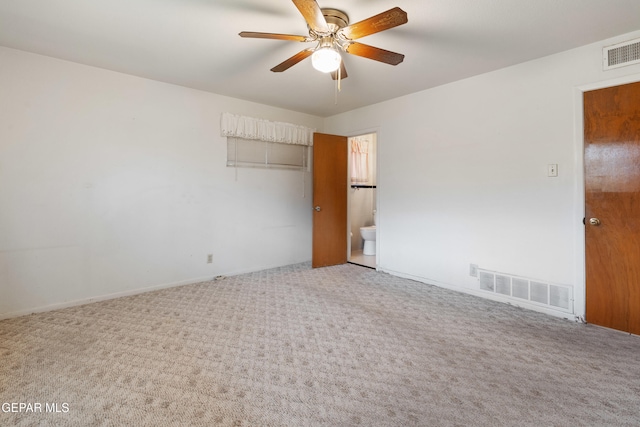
[[360, 211, 377, 256]]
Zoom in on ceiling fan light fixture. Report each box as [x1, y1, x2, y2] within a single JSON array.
[[312, 47, 341, 73], [240, 3, 408, 77]]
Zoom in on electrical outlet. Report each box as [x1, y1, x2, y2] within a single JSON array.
[[470, 264, 478, 277], [207, 254, 213, 264]]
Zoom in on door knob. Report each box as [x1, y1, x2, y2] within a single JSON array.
[[314, 206, 321, 212], [589, 218, 601, 226]]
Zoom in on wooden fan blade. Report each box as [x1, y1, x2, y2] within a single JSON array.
[[330, 60, 348, 80], [339, 7, 408, 40], [345, 42, 404, 65], [239, 32, 309, 42], [271, 48, 314, 72], [292, 0, 330, 34]]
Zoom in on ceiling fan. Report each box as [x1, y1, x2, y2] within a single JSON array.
[[239, 0, 408, 80]]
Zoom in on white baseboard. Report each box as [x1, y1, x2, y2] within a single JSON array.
[[0, 260, 313, 321], [0, 275, 215, 321]]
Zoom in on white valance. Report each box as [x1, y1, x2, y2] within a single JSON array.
[[220, 113, 315, 146]]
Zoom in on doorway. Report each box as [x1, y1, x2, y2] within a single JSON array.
[[348, 133, 377, 269]]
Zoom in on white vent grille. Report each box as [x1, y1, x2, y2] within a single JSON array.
[[496, 274, 510, 295], [512, 278, 528, 299], [479, 271, 495, 292], [477, 269, 572, 313], [603, 38, 640, 70], [530, 282, 548, 305]]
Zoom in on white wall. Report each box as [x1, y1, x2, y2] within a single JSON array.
[[0, 46, 322, 318], [324, 30, 640, 319]]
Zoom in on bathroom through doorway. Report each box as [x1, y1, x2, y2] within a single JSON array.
[[348, 133, 377, 269]]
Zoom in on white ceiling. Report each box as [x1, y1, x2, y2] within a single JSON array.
[[1, 0, 639, 117]]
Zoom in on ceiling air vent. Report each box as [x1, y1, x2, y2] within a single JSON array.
[[603, 38, 640, 70]]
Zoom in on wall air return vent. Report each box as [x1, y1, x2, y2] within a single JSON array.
[[476, 268, 573, 314], [479, 271, 495, 292], [603, 38, 640, 70]]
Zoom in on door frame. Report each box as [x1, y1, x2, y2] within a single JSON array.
[[572, 73, 640, 321]]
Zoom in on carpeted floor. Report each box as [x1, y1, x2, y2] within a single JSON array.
[[1, 262, 639, 426]]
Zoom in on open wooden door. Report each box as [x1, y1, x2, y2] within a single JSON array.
[[312, 132, 348, 268], [584, 81, 640, 335]]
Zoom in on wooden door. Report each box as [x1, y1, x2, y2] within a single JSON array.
[[312, 132, 348, 268], [584, 81, 640, 335]]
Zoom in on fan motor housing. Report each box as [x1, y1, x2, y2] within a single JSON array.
[[321, 9, 349, 32]]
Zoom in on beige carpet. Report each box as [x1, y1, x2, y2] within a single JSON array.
[[1, 262, 639, 426]]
